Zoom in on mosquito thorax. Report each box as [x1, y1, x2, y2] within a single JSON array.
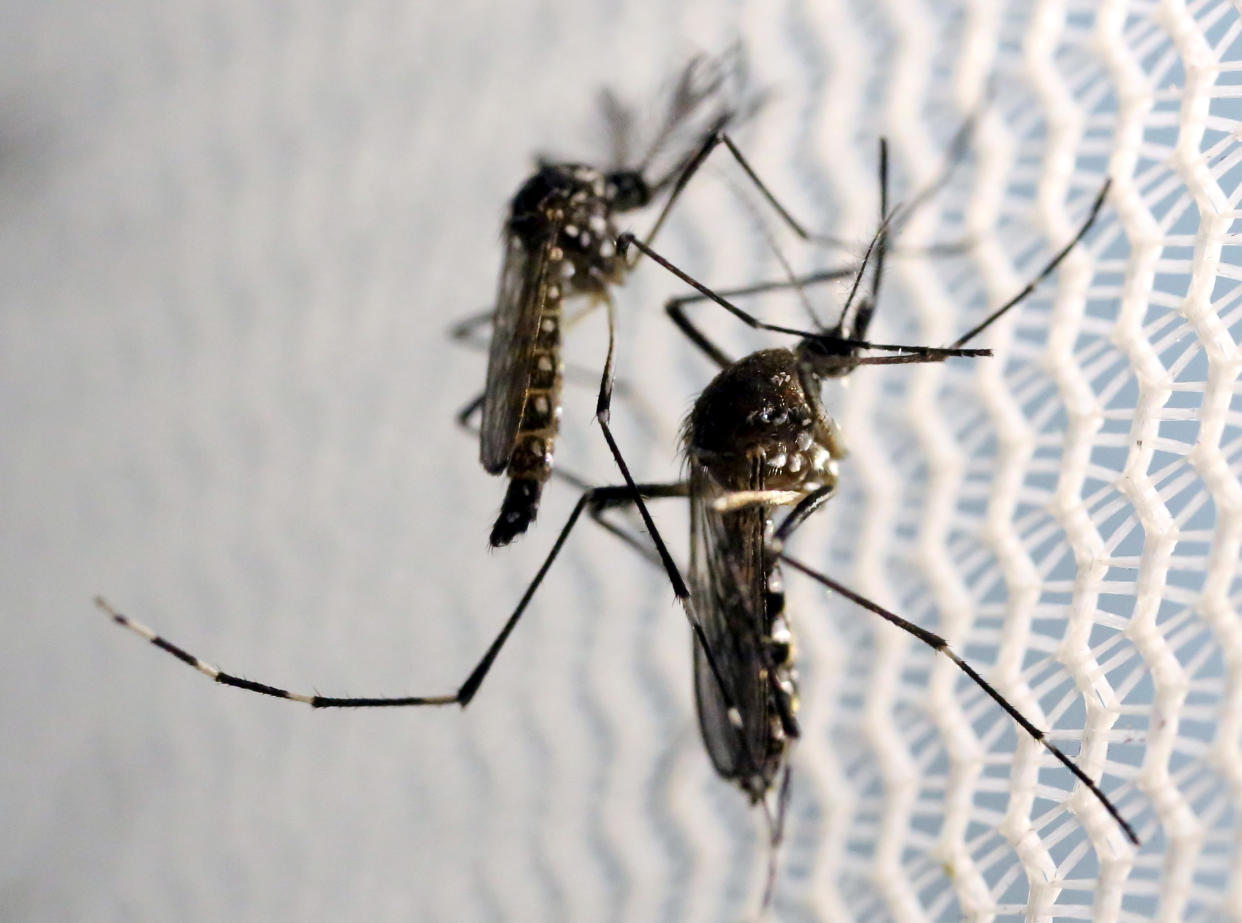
[[686, 349, 845, 491], [508, 163, 627, 290]]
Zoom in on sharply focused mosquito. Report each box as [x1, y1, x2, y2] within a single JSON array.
[[610, 148, 1136, 899]]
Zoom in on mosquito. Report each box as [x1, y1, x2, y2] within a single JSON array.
[[454, 48, 895, 549], [446, 51, 734, 548], [98, 135, 1132, 918], [611, 149, 1135, 901]]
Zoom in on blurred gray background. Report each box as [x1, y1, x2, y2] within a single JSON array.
[[4, 1, 1240, 921]]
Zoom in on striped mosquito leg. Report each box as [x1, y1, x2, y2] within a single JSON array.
[[99, 482, 654, 711], [95, 597, 457, 708], [777, 560, 1141, 846]]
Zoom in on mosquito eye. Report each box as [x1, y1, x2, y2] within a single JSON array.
[[605, 171, 650, 210]]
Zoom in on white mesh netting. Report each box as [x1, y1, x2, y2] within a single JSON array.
[[3, 1, 1240, 921]]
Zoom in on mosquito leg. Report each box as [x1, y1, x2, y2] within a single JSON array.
[[707, 124, 977, 254], [98, 482, 675, 711], [648, 112, 978, 261], [504, 479, 737, 723], [548, 437, 770, 787], [592, 296, 762, 746], [546, 466, 687, 573], [97, 596, 458, 708], [667, 305, 731, 369], [585, 481, 690, 571], [665, 267, 856, 368], [585, 490, 777, 792], [771, 483, 837, 548], [627, 133, 992, 365], [639, 127, 736, 254], [554, 299, 662, 435], [596, 292, 620, 434], [461, 482, 679, 704], [747, 423, 1138, 846], [457, 391, 485, 434], [620, 232, 842, 342], [950, 179, 1112, 348], [453, 330, 657, 445], [644, 131, 851, 252], [594, 292, 692, 602], [541, 474, 786, 812], [619, 232, 989, 363], [704, 133, 858, 249], [455, 375, 653, 442], [579, 480, 757, 763], [777, 555, 1140, 846], [452, 320, 644, 399], [448, 310, 495, 350]]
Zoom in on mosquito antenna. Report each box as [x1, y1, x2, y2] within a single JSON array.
[[835, 205, 902, 332], [950, 180, 1111, 348], [832, 138, 892, 343]]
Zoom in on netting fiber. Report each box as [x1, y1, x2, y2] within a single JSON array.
[[2, 1, 1240, 921]]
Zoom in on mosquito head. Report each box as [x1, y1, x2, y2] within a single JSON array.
[[605, 169, 652, 211], [794, 329, 863, 381]]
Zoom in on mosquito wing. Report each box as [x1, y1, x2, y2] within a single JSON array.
[[688, 462, 774, 788], [479, 231, 557, 474], [636, 46, 756, 187]]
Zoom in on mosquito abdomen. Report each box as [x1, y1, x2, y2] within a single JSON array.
[[490, 477, 543, 546], [487, 288, 562, 547]]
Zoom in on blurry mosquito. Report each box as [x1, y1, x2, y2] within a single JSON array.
[[611, 150, 1135, 894], [448, 50, 742, 548], [454, 48, 876, 549]]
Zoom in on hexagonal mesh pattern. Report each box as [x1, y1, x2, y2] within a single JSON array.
[[4, 1, 1239, 921]]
